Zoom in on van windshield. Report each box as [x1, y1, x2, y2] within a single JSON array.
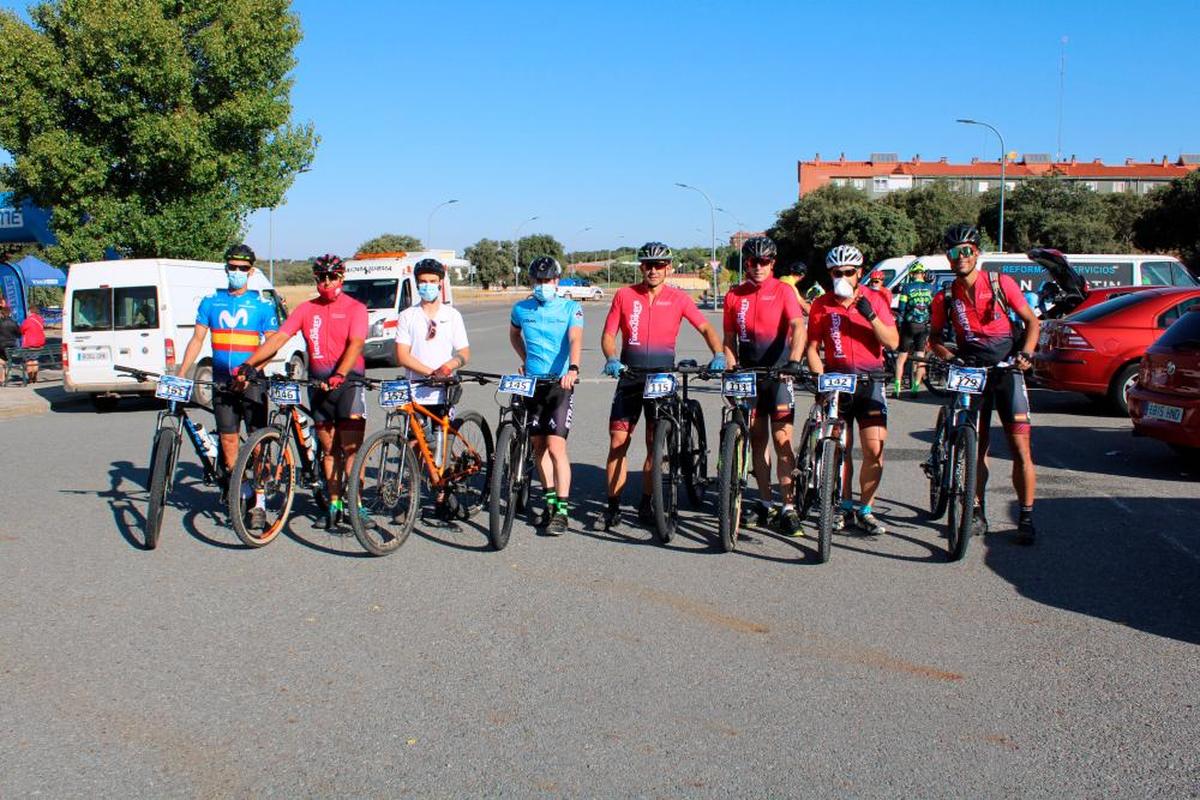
[[71, 289, 112, 331], [342, 279, 398, 310]]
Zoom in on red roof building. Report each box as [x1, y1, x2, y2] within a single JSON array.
[[798, 153, 1199, 199]]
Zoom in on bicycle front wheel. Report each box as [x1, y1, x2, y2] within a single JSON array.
[[716, 421, 746, 552], [446, 410, 493, 519], [650, 416, 678, 544], [927, 406, 950, 520], [924, 359, 951, 397], [349, 429, 420, 556], [681, 400, 708, 507], [228, 427, 295, 548], [946, 426, 977, 561], [816, 438, 839, 564], [145, 427, 178, 550], [488, 423, 520, 551]]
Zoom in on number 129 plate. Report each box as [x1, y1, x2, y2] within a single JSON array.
[[379, 380, 412, 408], [155, 375, 193, 402], [642, 373, 677, 398], [498, 374, 536, 397], [818, 373, 857, 394], [946, 367, 987, 394], [721, 373, 757, 398], [269, 381, 302, 405]]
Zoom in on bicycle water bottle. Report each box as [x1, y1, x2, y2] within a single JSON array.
[[298, 415, 317, 463], [194, 422, 220, 461]]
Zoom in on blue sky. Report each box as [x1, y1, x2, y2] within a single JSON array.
[[5, 0, 1200, 259]]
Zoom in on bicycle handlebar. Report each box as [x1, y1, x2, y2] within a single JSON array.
[[114, 364, 221, 386], [911, 355, 1025, 372]]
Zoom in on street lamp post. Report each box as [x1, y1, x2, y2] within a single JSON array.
[[426, 199, 458, 251], [956, 118, 1007, 253], [676, 182, 718, 299], [716, 206, 745, 283], [513, 215, 539, 287]]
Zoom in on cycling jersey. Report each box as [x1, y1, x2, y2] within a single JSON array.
[[279, 292, 369, 379], [722, 277, 804, 367], [196, 290, 279, 380], [896, 280, 935, 325], [807, 291, 896, 373], [510, 295, 584, 377], [602, 284, 707, 369], [868, 285, 894, 307], [930, 273, 1028, 365]]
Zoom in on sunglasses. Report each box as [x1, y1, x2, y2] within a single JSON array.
[[947, 245, 978, 260], [869, 279, 883, 285], [315, 272, 344, 284], [830, 268, 858, 277], [747, 258, 774, 268], [225, 263, 252, 272], [426, 319, 438, 340], [641, 261, 670, 271]]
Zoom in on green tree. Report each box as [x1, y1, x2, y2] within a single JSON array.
[[516, 233, 565, 278], [978, 177, 1119, 253], [1134, 172, 1200, 268], [0, 0, 317, 265], [1101, 192, 1148, 251], [464, 238, 516, 289], [883, 180, 981, 255], [356, 233, 423, 254]]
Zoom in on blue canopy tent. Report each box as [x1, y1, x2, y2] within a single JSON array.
[[0, 256, 66, 324], [14, 254, 66, 286]]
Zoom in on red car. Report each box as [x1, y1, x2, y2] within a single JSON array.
[[1034, 287, 1200, 414], [1128, 310, 1200, 455]]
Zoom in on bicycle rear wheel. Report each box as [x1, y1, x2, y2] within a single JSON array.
[[946, 426, 977, 561], [793, 413, 819, 515], [144, 427, 177, 550], [349, 429, 420, 556], [445, 410, 493, 519], [650, 416, 678, 544], [681, 400, 708, 507], [927, 406, 950, 519], [816, 438, 839, 564], [228, 427, 295, 548], [488, 423, 520, 551], [716, 421, 746, 552]]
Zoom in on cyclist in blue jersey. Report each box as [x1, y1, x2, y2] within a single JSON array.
[[177, 244, 279, 528], [509, 256, 584, 535]]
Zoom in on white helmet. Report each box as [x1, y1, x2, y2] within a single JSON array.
[[826, 245, 864, 269]]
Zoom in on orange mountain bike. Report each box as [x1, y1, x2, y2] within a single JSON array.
[[348, 372, 494, 556]]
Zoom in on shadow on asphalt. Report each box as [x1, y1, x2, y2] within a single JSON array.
[[984, 496, 1200, 645]]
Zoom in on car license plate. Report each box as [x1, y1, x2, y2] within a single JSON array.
[[498, 374, 536, 397], [1145, 402, 1184, 423], [818, 373, 858, 394], [946, 367, 987, 395], [269, 381, 302, 406], [154, 375, 193, 403], [642, 373, 677, 399], [722, 372, 757, 398], [74, 349, 109, 362], [379, 380, 412, 408]]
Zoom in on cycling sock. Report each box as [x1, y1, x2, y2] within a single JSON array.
[[241, 483, 254, 500], [254, 491, 265, 510], [606, 496, 620, 512], [555, 497, 569, 514], [329, 497, 344, 511], [859, 504, 873, 516], [544, 489, 558, 508], [840, 499, 857, 512], [781, 503, 794, 513]]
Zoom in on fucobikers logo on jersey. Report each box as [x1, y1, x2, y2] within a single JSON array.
[[309, 314, 323, 359], [737, 299, 751, 341], [629, 300, 643, 344], [829, 312, 846, 359]]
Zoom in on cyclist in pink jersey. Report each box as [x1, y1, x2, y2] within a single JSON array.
[[237, 254, 369, 527], [806, 245, 899, 536], [597, 241, 724, 530], [721, 236, 808, 538]]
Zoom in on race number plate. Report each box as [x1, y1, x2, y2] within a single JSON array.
[[498, 374, 536, 397], [379, 380, 413, 408], [154, 375, 193, 403], [721, 372, 757, 398], [642, 373, 677, 399], [269, 381, 302, 405], [818, 373, 858, 394], [946, 367, 987, 395]]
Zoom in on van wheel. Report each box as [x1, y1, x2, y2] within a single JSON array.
[[192, 361, 214, 409], [1108, 363, 1140, 416], [91, 394, 119, 412], [288, 354, 307, 381]]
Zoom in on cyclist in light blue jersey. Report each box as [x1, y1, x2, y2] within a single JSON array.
[[508, 256, 584, 535]]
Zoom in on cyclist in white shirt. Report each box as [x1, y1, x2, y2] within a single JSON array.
[[394, 258, 471, 415]]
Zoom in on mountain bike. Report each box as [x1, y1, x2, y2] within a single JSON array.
[[621, 362, 712, 544], [487, 374, 562, 551], [348, 372, 494, 556], [114, 365, 223, 550]]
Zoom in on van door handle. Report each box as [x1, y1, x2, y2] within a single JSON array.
[[140, 333, 150, 337], [119, 348, 131, 354]]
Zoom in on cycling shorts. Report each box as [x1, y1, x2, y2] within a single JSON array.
[[609, 375, 660, 433], [751, 375, 795, 424], [977, 369, 1032, 436], [309, 381, 367, 424], [899, 322, 930, 354], [837, 376, 888, 429], [527, 382, 574, 439], [212, 385, 268, 435]]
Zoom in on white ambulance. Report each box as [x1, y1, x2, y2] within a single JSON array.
[[341, 251, 462, 365], [64, 258, 307, 410]]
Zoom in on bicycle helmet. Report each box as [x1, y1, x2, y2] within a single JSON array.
[[637, 241, 673, 262], [527, 256, 562, 280], [790, 261, 808, 277], [825, 245, 864, 269], [224, 243, 256, 264], [312, 253, 345, 275], [741, 236, 777, 260], [943, 223, 982, 249], [413, 258, 445, 278], [909, 260, 928, 276]]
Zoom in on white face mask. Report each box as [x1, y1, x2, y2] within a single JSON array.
[[833, 277, 855, 299]]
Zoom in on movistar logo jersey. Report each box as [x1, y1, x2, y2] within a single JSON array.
[[196, 290, 278, 379]]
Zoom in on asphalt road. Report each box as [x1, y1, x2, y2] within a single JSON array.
[[3, 301, 1198, 798]]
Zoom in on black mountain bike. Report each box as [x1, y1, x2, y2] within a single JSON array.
[[488, 374, 560, 551], [115, 365, 223, 550], [621, 362, 711, 544]]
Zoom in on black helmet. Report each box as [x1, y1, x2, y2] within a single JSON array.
[[789, 260, 807, 277], [527, 256, 561, 280], [224, 243, 256, 264], [312, 253, 345, 275], [637, 241, 673, 262], [413, 258, 445, 279], [943, 223, 982, 249], [741, 236, 777, 260]]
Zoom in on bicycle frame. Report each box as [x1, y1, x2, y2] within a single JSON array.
[[386, 398, 486, 491]]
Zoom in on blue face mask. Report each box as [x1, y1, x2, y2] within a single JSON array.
[[227, 270, 249, 290], [418, 283, 440, 303], [533, 284, 555, 304]]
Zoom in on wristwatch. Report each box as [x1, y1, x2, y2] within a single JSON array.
[[567, 364, 580, 373]]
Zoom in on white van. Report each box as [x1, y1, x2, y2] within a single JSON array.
[[64, 259, 307, 410], [341, 251, 459, 366]]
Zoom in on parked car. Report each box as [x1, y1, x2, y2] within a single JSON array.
[[1128, 310, 1200, 456], [1034, 287, 1200, 414], [556, 283, 604, 301]]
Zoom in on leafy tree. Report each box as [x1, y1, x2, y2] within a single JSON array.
[[357, 233, 423, 254], [1101, 192, 1148, 251], [0, 0, 317, 265], [1134, 172, 1200, 269], [516, 233, 565, 278], [883, 180, 981, 255], [978, 177, 1118, 253], [464, 238, 516, 289]]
